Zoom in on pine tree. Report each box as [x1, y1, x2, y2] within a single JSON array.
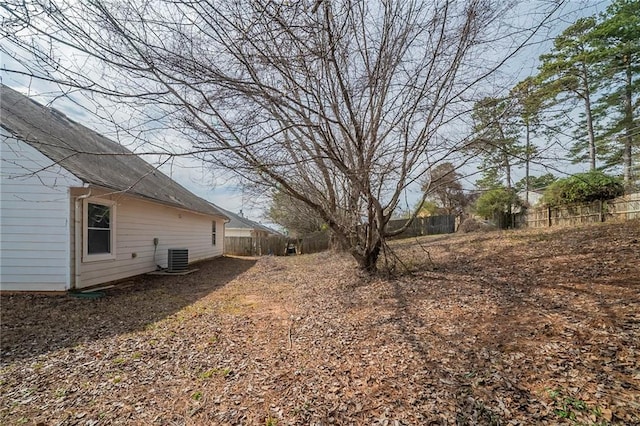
[[591, 0, 639, 189], [511, 77, 545, 202], [469, 97, 523, 190], [538, 17, 601, 171]]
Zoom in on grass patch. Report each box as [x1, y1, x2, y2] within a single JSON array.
[[199, 367, 232, 379], [547, 388, 610, 425]]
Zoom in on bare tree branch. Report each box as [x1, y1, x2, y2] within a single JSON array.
[[1, 0, 565, 271]]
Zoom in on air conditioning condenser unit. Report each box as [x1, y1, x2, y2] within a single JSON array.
[[167, 248, 188, 273]]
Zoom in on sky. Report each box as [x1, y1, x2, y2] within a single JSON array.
[[0, 66, 263, 221], [0, 0, 613, 222]]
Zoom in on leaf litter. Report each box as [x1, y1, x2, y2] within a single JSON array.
[[1, 220, 639, 425]]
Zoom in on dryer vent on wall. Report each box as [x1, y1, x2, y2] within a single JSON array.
[[167, 248, 188, 272]]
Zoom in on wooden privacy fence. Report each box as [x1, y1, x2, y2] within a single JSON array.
[[386, 215, 456, 239], [224, 232, 330, 256], [523, 193, 640, 228], [297, 231, 330, 254], [224, 236, 260, 256]]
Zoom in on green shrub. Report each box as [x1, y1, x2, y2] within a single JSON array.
[[541, 171, 623, 207], [474, 187, 522, 219]]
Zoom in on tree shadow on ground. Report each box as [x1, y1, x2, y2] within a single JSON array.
[[0, 256, 257, 363], [388, 278, 529, 425], [381, 225, 640, 424]]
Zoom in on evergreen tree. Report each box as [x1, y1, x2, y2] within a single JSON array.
[[475, 168, 503, 191], [591, 0, 639, 189], [514, 173, 557, 192], [473, 186, 522, 228], [511, 77, 545, 200], [469, 97, 523, 189], [538, 17, 601, 171]]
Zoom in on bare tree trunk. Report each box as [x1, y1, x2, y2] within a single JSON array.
[[505, 155, 512, 190], [0, 0, 563, 274], [582, 63, 597, 171], [525, 120, 531, 204], [623, 56, 633, 188], [352, 239, 382, 273], [498, 123, 512, 190]]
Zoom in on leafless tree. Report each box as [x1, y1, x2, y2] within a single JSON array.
[[1, 0, 562, 272], [266, 189, 326, 238], [421, 162, 469, 215]]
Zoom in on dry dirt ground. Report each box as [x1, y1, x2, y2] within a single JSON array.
[[1, 220, 639, 425]]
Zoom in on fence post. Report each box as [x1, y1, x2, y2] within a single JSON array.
[[547, 206, 552, 227], [599, 199, 604, 222]]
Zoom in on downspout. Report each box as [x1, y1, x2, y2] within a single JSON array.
[[72, 188, 91, 291], [223, 217, 230, 257]]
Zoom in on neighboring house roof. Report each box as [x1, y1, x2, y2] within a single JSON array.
[[0, 85, 227, 219], [218, 207, 283, 236]]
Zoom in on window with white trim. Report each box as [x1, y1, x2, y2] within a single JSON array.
[[212, 220, 217, 245], [83, 199, 116, 261]]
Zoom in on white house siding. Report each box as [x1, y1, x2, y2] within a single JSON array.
[[0, 131, 82, 291], [78, 190, 224, 288], [225, 227, 253, 238]]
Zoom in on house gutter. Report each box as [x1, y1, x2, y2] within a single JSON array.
[[72, 187, 91, 291]]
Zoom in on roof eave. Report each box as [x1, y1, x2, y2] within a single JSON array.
[[81, 183, 229, 220]]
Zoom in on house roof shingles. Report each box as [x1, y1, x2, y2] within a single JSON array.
[[218, 207, 282, 235], [0, 85, 226, 219]]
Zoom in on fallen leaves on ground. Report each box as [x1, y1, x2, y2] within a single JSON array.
[[1, 220, 639, 425]]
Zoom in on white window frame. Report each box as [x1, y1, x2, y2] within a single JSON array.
[[212, 220, 217, 246], [83, 198, 117, 262]]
